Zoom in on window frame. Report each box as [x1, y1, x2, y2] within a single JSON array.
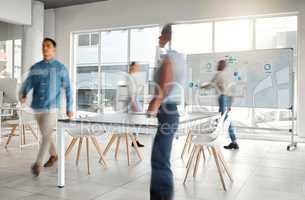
[[71, 13, 298, 112]]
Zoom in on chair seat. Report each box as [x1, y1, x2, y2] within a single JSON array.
[[191, 128, 215, 135], [4, 120, 20, 125], [4, 119, 35, 126], [65, 127, 105, 138], [192, 134, 218, 145]]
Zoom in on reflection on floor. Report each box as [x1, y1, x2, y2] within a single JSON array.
[[0, 135, 305, 200]]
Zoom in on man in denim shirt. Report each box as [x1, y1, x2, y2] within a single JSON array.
[[20, 38, 73, 176]]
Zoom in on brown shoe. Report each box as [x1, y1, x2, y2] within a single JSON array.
[[31, 163, 41, 177], [43, 155, 58, 168]]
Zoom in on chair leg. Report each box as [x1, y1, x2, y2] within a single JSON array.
[[114, 135, 121, 160], [65, 138, 78, 159], [184, 145, 199, 184], [19, 124, 23, 151], [76, 138, 83, 166], [125, 134, 131, 166], [22, 125, 26, 145], [186, 145, 196, 169], [202, 146, 206, 161], [207, 146, 212, 156], [217, 150, 234, 182], [5, 125, 18, 148], [181, 131, 191, 159], [103, 134, 117, 156], [187, 136, 193, 153], [91, 136, 107, 167], [193, 145, 202, 178], [211, 146, 227, 191], [85, 137, 90, 175], [129, 133, 143, 161], [27, 124, 39, 141]]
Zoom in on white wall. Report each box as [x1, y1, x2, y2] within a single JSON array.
[[49, 0, 305, 137], [44, 9, 55, 39], [0, 0, 32, 25]]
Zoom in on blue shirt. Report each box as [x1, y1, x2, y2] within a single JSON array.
[[20, 59, 73, 112]]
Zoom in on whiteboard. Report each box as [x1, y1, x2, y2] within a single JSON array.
[[187, 48, 293, 109]]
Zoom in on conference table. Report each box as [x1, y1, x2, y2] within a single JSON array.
[[56, 111, 220, 188]]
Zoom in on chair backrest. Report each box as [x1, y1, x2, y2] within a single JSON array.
[[210, 111, 227, 138], [18, 108, 36, 124]]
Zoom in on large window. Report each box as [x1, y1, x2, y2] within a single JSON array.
[[215, 19, 252, 52], [74, 27, 159, 112], [130, 27, 159, 63], [73, 15, 298, 134], [172, 23, 213, 54], [0, 39, 22, 81], [256, 16, 297, 50], [101, 30, 128, 64]]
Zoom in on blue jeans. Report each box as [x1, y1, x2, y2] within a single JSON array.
[[150, 103, 179, 200], [218, 95, 237, 142]]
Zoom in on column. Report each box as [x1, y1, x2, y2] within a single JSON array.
[[22, 0, 44, 75]]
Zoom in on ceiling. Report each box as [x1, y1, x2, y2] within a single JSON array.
[[39, 0, 108, 9]]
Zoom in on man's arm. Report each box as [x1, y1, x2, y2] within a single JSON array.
[[201, 74, 218, 89], [147, 57, 173, 115], [19, 70, 34, 103], [62, 66, 73, 116]]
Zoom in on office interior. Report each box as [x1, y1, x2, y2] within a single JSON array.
[[0, 0, 305, 200]]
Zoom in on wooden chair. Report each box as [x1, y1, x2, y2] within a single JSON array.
[[183, 112, 234, 191], [64, 126, 107, 175], [4, 108, 38, 149], [102, 132, 143, 166]]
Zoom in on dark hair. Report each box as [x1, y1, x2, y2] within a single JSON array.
[[217, 60, 227, 71], [161, 23, 172, 41], [43, 37, 56, 47], [129, 61, 137, 67]]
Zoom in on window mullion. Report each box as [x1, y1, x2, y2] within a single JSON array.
[[97, 32, 102, 113]]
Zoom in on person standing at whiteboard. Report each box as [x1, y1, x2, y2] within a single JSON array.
[[201, 60, 239, 150], [127, 61, 145, 148]]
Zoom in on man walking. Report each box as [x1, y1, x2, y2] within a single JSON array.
[[20, 38, 73, 176]]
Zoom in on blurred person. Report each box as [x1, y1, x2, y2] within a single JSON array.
[[127, 61, 145, 148], [20, 38, 73, 177], [147, 24, 187, 200], [201, 60, 239, 150]]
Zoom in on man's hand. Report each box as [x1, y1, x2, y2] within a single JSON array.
[[66, 111, 74, 119], [20, 96, 27, 104], [147, 98, 160, 117]]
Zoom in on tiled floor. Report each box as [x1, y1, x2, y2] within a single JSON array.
[[0, 133, 305, 200]]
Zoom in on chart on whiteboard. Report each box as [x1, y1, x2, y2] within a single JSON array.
[[187, 48, 293, 109]]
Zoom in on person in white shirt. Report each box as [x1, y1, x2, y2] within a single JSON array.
[[148, 24, 187, 200], [201, 60, 239, 150], [127, 62, 145, 147]]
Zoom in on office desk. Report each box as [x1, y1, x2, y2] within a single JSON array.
[[57, 112, 220, 188]]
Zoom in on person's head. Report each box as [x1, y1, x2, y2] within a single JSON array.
[[159, 23, 172, 48], [42, 37, 56, 60], [217, 60, 227, 71], [129, 61, 140, 74]]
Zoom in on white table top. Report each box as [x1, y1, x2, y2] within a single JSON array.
[[58, 112, 220, 128]]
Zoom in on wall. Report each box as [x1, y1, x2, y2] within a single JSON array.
[[49, 0, 305, 137], [44, 9, 55, 39], [0, 0, 32, 25]]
